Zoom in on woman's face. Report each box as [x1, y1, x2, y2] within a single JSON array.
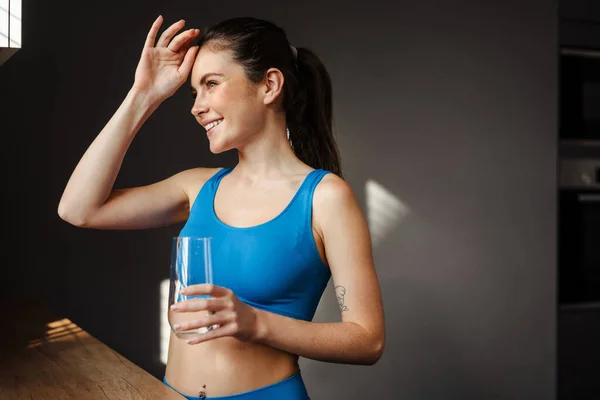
[[189, 45, 267, 154]]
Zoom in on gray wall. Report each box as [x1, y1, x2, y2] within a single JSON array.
[[1, 0, 557, 399]]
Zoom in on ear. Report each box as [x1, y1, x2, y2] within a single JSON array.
[[262, 68, 285, 106]]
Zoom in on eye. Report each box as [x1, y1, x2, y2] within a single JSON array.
[[206, 80, 218, 88]]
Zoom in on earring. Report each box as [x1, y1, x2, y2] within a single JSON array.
[[286, 128, 294, 150]]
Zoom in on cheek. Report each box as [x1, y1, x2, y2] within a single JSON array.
[[222, 91, 261, 123], [211, 88, 242, 117]]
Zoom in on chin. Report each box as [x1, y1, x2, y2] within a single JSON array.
[[209, 146, 228, 155], [208, 138, 234, 155], [208, 143, 226, 154]]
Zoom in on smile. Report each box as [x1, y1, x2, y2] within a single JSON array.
[[205, 119, 223, 132]]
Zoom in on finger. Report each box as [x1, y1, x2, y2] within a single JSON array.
[[186, 322, 237, 345], [144, 15, 163, 49], [180, 283, 231, 297], [174, 310, 234, 332], [156, 19, 186, 48], [171, 297, 232, 312], [178, 45, 200, 77], [168, 28, 200, 53]]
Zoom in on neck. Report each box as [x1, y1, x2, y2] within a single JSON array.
[[233, 114, 306, 182]]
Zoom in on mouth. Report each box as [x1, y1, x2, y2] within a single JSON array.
[[204, 119, 223, 137]]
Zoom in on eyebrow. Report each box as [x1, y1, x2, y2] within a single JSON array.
[[191, 73, 224, 90]]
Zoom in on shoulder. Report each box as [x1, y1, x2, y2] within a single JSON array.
[[313, 172, 356, 206], [173, 167, 225, 183], [312, 172, 362, 230], [173, 167, 226, 200]]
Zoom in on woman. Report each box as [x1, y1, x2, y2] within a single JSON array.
[[58, 15, 385, 400]]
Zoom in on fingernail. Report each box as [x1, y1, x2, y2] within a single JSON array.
[[170, 304, 178, 310], [173, 324, 181, 330]]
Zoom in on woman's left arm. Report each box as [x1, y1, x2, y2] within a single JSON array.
[[254, 175, 386, 365]]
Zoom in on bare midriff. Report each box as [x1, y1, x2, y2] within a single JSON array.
[[164, 314, 299, 398]]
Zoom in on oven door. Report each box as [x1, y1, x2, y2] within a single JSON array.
[[560, 47, 600, 140], [559, 190, 600, 304], [559, 158, 600, 305]]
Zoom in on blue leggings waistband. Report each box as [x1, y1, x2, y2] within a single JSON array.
[[163, 370, 310, 400]]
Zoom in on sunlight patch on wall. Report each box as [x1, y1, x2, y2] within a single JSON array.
[[160, 278, 170, 365], [365, 179, 409, 247]]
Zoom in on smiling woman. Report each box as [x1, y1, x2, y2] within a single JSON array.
[[58, 14, 385, 400]]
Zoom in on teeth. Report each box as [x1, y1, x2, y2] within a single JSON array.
[[206, 119, 223, 130]]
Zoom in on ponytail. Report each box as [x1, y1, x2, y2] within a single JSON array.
[[286, 48, 343, 177]]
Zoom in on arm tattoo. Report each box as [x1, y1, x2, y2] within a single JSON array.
[[335, 286, 349, 312]]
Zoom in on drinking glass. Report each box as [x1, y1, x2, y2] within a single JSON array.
[[168, 236, 219, 339]]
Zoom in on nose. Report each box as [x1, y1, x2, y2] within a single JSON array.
[[191, 95, 208, 118]]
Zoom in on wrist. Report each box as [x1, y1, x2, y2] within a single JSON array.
[[252, 308, 269, 343], [127, 86, 163, 112]]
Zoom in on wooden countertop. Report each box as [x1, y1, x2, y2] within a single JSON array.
[[0, 298, 184, 399]]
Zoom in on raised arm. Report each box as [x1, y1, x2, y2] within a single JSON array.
[[58, 16, 204, 230]]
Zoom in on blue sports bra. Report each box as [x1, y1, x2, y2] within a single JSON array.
[[178, 168, 332, 321]]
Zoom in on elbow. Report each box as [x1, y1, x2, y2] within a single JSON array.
[[366, 338, 385, 365], [57, 202, 88, 227], [354, 324, 385, 365], [357, 334, 385, 366]]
